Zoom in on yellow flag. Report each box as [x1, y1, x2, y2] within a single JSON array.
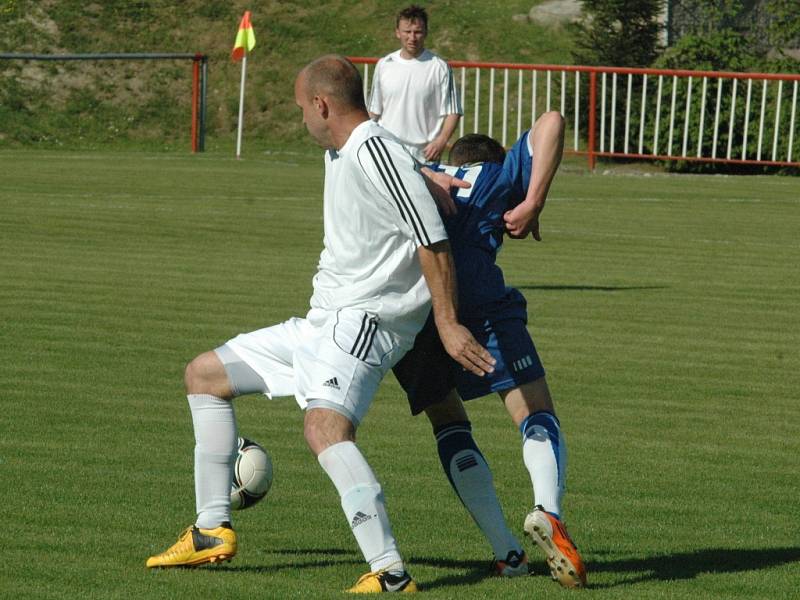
[[231, 11, 255, 61]]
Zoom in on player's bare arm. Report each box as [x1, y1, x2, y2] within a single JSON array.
[[419, 166, 470, 216], [503, 111, 565, 240], [424, 113, 461, 161], [416, 239, 495, 376]]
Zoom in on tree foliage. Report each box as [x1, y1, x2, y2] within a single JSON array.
[[571, 0, 666, 67], [656, 0, 799, 73], [765, 0, 800, 54]]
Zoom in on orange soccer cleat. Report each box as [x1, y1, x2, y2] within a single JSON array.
[[524, 506, 587, 588]]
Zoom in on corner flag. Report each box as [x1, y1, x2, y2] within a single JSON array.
[[231, 11, 256, 61], [232, 11, 256, 157]]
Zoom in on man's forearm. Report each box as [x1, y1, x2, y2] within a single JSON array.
[[416, 239, 495, 376], [436, 113, 460, 145], [416, 239, 458, 325]]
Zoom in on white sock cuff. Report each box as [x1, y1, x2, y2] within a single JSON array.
[[188, 393, 229, 409], [188, 393, 237, 450], [317, 441, 379, 497]]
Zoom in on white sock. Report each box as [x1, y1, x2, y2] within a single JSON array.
[[521, 412, 567, 517], [188, 393, 238, 529], [318, 441, 404, 574]]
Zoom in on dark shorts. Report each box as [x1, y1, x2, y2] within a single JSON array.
[[392, 311, 545, 415]]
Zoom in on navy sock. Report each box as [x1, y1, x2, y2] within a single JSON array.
[[434, 420, 521, 559]]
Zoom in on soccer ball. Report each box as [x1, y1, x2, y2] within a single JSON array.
[[230, 437, 273, 510]]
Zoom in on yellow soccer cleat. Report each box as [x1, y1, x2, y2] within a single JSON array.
[[146, 523, 237, 568], [524, 506, 587, 588], [348, 569, 418, 593]]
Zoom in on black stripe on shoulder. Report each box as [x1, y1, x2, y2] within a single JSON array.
[[363, 138, 413, 233], [367, 137, 432, 246]]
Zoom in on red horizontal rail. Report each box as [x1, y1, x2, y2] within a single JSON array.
[[569, 150, 799, 168], [348, 56, 800, 82], [350, 56, 800, 170]]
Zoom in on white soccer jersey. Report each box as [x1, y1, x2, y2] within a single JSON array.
[[368, 49, 462, 162], [309, 120, 448, 342]]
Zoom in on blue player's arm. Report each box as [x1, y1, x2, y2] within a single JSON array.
[[503, 111, 565, 240]]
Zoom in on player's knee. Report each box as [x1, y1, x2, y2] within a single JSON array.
[[304, 420, 335, 457], [184, 355, 203, 391], [521, 379, 555, 419], [304, 408, 354, 456], [184, 351, 229, 397], [424, 391, 468, 429], [502, 377, 555, 426], [303, 422, 324, 455]]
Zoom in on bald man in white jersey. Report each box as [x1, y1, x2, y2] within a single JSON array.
[[145, 55, 494, 594]]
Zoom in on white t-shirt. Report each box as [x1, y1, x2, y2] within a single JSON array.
[[368, 49, 462, 162], [309, 119, 448, 343]]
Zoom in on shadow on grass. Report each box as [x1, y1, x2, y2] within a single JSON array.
[[209, 549, 504, 587], [211, 547, 362, 573], [589, 546, 800, 589], [409, 555, 551, 590], [186, 545, 800, 590], [516, 284, 667, 292]]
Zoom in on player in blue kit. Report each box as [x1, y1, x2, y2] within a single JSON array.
[[393, 111, 587, 588]]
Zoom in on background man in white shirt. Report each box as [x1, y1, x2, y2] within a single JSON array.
[[145, 54, 493, 594], [368, 5, 462, 163]]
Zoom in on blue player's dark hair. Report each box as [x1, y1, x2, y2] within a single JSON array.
[[449, 134, 506, 166]]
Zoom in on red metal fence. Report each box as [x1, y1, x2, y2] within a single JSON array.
[[0, 53, 208, 152], [350, 57, 800, 170]]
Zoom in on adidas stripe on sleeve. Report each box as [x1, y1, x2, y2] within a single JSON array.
[[367, 59, 384, 115], [441, 65, 463, 117], [358, 135, 447, 248]]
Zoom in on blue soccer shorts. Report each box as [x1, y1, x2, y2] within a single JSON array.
[[392, 310, 545, 415]]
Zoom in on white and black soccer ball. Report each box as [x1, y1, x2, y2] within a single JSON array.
[[230, 437, 273, 510]]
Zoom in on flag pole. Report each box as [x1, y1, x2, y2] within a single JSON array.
[[231, 10, 254, 157], [236, 51, 247, 159]]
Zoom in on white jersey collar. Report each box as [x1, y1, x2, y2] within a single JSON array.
[[391, 48, 433, 64]]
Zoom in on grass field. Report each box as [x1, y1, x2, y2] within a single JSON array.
[[1, 149, 799, 599]]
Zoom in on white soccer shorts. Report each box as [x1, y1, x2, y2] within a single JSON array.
[[224, 308, 407, 425]]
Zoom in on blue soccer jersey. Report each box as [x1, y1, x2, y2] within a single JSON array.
[[431, 131, 533, 319], [392, 131, 545, 410]]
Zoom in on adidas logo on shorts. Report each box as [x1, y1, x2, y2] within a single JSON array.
[[323, 377, 340, 390], [350, 511, 374, 529]]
